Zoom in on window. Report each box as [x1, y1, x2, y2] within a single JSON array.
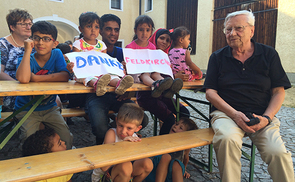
[[115, 40, 124, 48], [145, 0, 153, 12], [49, 0, 64, 2], [110, 0, 123, 11]]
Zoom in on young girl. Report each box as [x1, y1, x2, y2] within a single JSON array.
[[126, 15, 182, 98], [169, 26, 203, 81], [69, 12, 133, 96], [145, 118, 198, 182], [22, 128, 72, 182]]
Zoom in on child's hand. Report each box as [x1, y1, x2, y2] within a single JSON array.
[[184, 171, 190, 178], [24, 39, 34, 53], [174, 71, 189, 81], [123, 136, 141, 142], [121, 61, 127, 75], [66, 62, 74, 73]]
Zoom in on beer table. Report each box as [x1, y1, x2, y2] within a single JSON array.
[[0, 80, 205, 149]]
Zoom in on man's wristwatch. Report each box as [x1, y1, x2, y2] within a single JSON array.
[[262, 115, 272, 125]]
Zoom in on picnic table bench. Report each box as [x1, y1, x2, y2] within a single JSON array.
[[0, 128, 214, 182]]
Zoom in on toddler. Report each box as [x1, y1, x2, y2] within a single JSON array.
[[126, 15, 182, 98], [145, 117, 198, 182], [22, 128, 72, 182], [69, 12, 133, 96], [169, 26, 203, 81], [92, 103, 153, 182]]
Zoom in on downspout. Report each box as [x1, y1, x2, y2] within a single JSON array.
[[139, 0, 142, 15]]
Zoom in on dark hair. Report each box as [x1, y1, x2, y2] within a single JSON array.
[[64, 40, 72, 45], [78, 12, 100, 39], [31, 21, 58, 40], [22, 128, 56, 157], [100, 14, 121, 29], [179, 117, 198, 131], [170, 26, 190, 43], [6, 9, 33, 33], [117, 103, 144, 126], [56, 43, 71, 54], [133, 15, 154, 40]]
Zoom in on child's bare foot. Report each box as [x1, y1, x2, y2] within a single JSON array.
[[95, 74, 111, 96], [163, 78, 183, 98], [115, 75, 134, 95], [151, 77, 173, 98]]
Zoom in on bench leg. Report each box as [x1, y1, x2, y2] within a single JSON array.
[[242, 142, 256, 182], [249, 143, 256, 182]]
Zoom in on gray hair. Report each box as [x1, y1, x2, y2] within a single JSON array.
[[224, 10, 255, 27]]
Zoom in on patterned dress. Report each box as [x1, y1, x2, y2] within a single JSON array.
[[168, 48, 201, 81], [73, 38, 106, 52], [0, 38, 25, 111]]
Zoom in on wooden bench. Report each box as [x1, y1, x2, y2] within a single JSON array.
[[0, 101, 188, 122], [0, 128, 214, 182], [0, 108, 90, 122]]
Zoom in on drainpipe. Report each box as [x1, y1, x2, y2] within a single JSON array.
[[139, 0, 142, 15]]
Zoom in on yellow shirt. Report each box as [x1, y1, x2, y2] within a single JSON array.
[[35, 174, 73, 182]]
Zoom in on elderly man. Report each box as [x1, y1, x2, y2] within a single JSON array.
[[204, 10, 294, 181], [85, 14, 148, 145]]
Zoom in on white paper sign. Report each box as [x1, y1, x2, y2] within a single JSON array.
[[66, 51, 125, 78], [123, 48, 173, 78]]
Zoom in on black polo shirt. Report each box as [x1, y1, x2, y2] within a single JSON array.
[[204, 40, 291, 115]]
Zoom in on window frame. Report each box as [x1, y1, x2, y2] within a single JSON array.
[[110, 0, 123, 11], [145, 0, 153, 12], [49, 0, 64, 2]]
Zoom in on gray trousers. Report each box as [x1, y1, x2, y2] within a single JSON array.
[[17, 106, 73, 149]]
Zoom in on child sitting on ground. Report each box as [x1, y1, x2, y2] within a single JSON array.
[[169, 26, 203, 81], [69, 12, 133, 96], [145, 117, 198, 182], [22, 128, 72, 182], [126, 15, 183, 98], [92, 103, 153, 182], [16, 21, 73, 149]]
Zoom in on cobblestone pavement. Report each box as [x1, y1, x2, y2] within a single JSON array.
[[0, 90, 294, 181]]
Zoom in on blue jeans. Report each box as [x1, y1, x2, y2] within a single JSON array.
[[85, 93, 142, 144]]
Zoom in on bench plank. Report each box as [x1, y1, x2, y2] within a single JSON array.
[[0, 128, 213, 182]]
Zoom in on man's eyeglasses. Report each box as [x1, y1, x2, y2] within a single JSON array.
[[32, 36, 55, 42], [16, 22, 33, 28], [223, 25, 248, 34]]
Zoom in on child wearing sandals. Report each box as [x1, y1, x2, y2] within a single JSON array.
[[68, 12, 133, 96], [92, 103, 153, 182], [125, 15, 183, 98], [22, 128, 73, 182], [169, 26, 203, 81], [145, 118, 198, 182]]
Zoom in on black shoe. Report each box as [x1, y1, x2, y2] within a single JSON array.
[[162, 78, 183, 98], [151, 77, 173, 98]]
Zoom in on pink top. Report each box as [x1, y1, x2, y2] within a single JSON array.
[[125, 40, 156, 50], [169, 48, 202, 81]]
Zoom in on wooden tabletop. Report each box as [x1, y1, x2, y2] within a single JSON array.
[[0, 80, 204, 97]]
